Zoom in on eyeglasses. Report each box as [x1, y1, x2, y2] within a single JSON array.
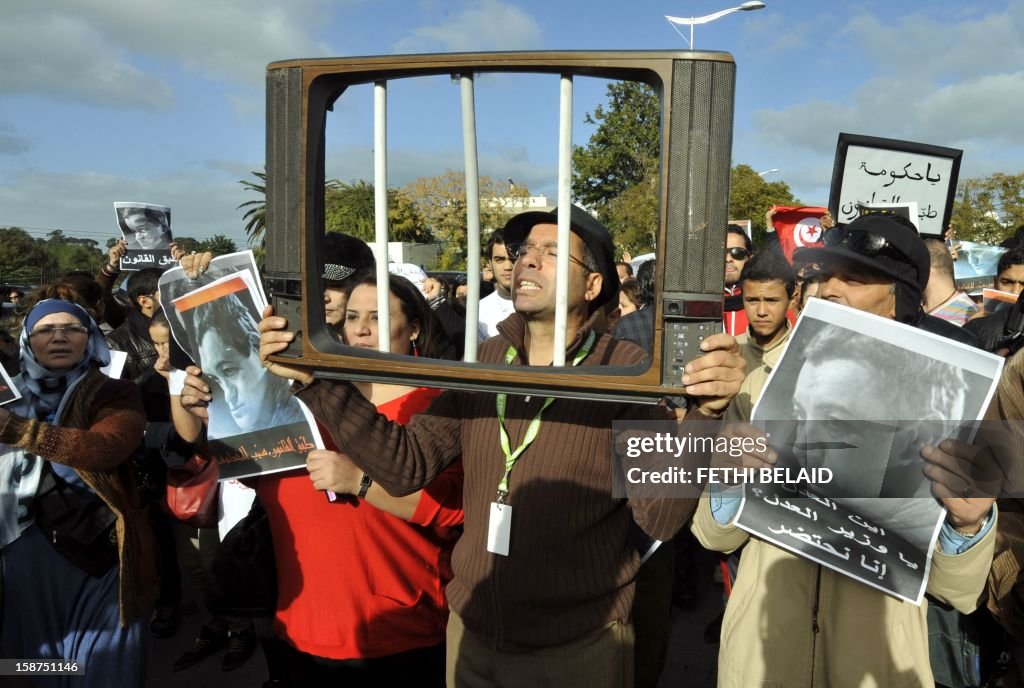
[[823, 227, 909, 261], [28, 324, 90, 340], [726, 247, 751, 261], [506, 242, 591, 273]]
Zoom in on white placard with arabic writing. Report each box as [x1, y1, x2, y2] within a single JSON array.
[[836, 146, 953, 236], [742, 299, 1003, 603]]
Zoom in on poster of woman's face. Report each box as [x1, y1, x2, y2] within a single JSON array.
[[114, 202, 174, 270]]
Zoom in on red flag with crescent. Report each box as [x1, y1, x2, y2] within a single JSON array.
[[772, 206, 827, 262]]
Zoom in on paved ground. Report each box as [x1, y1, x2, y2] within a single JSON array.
[[144, 545, 724, 687]]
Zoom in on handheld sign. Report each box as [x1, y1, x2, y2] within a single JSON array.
[[828, 133, 962, 239]]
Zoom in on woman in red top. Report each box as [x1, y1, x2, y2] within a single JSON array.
[[259, 272, 463, 687]]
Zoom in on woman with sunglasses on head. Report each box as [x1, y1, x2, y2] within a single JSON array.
[[0, 299, 157, 688]]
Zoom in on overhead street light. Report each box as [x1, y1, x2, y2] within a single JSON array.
[[758, 168, 780, 177], [665, 1, 766, 50]]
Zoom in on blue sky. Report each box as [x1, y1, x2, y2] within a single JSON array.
[[1, 0, 1021, 250]]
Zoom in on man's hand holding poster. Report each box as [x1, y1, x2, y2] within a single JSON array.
[[735, 299, 1002, 603]]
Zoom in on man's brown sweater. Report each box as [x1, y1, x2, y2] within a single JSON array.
[[297, 312, 702, 649]]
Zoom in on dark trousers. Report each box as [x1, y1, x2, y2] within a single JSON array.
[[264, 633, 445, 688], [149, 501, 181, 607]]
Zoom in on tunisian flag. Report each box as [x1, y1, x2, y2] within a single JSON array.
[[772, 206, 827, 263]]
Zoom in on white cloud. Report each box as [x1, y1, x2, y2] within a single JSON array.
[[842, 2, 1024, 82], [0, 0, 342, 108], [62, 0, 338, 85], [745, 1, 1024, 204], [0, 12, 173, 110], [394, 0, 542, 53]]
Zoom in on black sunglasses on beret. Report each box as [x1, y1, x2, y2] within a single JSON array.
[[823, 227, 910, 261]]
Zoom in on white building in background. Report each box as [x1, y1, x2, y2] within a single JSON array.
[[365, 196, 557, 270], [367, 241, 442, 271], [499, 194, 555, 212]]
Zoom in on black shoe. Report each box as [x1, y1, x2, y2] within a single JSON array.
[[222, 628, 257, 672], [173, 626, 228, 671], [150, 604, 180, 639]]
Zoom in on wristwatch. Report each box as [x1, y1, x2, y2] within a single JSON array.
[[953, 515, 989, 539], [357, 473, 372, 498]]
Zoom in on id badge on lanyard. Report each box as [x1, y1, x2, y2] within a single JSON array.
[[487, 331, 595, 556]]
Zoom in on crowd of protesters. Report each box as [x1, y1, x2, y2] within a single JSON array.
[[3, 199, 1024, 688]]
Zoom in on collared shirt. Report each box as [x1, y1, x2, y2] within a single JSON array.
[[724, 323, 792, 422]]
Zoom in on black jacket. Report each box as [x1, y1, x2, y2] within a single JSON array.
[[913, 310, 982, 349], [105, 309, 157, 383], [963, 309, 1012, 353]]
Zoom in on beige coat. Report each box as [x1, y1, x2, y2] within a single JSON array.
[[693, 500, 995, 687]]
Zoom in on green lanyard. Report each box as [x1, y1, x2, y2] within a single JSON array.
[[495, 330, 596, 503]]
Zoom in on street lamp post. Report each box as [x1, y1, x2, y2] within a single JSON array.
[[757, 168, 780, 177], [665, 1, 766, 49]]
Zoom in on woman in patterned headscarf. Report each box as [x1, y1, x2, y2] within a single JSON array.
[[0, 299, 157, 688]]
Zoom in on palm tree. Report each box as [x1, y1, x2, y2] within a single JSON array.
[[238, 169, 266, 245]]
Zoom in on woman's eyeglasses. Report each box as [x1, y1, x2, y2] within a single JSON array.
[[726, 247, 751, 261], [29, 324, 90, 340]]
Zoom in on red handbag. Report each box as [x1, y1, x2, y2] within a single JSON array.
[[166, 452, 220, 528]]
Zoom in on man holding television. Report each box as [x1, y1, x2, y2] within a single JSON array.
[[183, 205, 745, 687]]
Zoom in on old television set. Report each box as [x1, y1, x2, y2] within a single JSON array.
[[263, 51, 735, 403]]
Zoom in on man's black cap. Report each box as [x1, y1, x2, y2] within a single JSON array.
[[795, 214, 929, 292], [501, 205, 619, 309]]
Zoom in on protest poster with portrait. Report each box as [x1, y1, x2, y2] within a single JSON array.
[[982, 288, 1018, 316], [157, 250, 263, 370], [954, 241, 1008, 291], [159, 254, 324, 480], [738, 298, 1002, 603], [113, 202, 176, 271], [828, 133, 962, 239]]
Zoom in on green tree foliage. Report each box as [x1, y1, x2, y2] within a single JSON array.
[[572, 81, 807, 252], [324, 180, 429, 244], [952, 172, 1024, 244], [0, 227, 52, 283], [402, 171, 527, 269], [172, 237, 202, 254], [729, 165, 800, 243], [238, 169, 266, 245], [572, 81, 660, 213], [196, 235, 238, 255], [600, 173, 659, 255], [42, 230, 104, 275]]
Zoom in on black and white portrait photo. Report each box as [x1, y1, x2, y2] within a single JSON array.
[[158, 250, 263, 369], [737, 298, 1003, 602], [163, 261, 323, 480], [113, 202, 175, 270]]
